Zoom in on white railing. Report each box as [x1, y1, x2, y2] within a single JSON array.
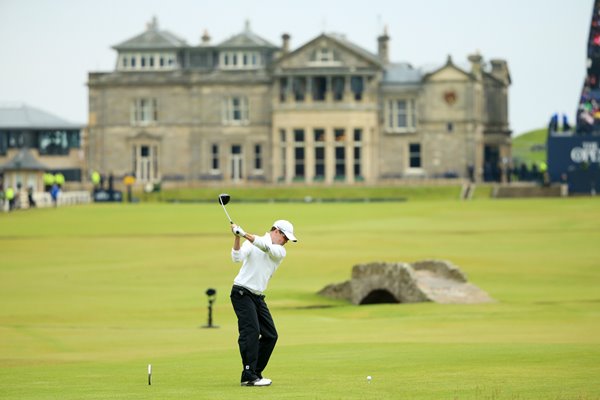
[[35, 191, 92, 208], [3, 191, 93, 210]]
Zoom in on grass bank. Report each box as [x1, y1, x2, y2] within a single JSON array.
[[138, 183, 493, 203], [512, 128, 547, 166]]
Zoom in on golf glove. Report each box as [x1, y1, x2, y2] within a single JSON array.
[[233, 225, 246, 237]]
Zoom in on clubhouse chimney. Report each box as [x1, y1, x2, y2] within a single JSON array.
[[468, 51, 483, 80], [282, 33, 291, 54], [377, 26, 390, 65], [201, 29, 211, 45], [490, 59, 511, 85]]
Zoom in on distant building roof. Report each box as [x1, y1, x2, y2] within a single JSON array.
[[383, 63, 423, 84], [0, 148, 49, 171], [325, 33, 381, 66], [0, 103, 80, 129], [277, 32, 382, 68], [113, 17, 188, 50], [218, 20, 278, 48]]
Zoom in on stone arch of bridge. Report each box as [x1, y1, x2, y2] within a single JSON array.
[[359, 289, 400, 305]]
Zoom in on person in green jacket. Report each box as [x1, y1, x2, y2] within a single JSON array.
[[91, 171, 101, 192], [54, 173, 65, 189], [5, 187, 15, 211], [539, 161, 549, 186], [43, 173, 55, 192]]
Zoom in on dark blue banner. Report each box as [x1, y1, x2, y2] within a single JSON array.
[[93, 190, 123, 202], [547, 135, 600, 193]]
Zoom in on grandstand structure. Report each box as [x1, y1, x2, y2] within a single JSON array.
[[547, 0, 600, 193], [577, 0, 600, 134]]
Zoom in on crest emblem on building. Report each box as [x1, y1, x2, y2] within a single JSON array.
[[444, 91, 457, 105]]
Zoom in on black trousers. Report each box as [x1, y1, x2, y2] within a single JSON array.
[[230, 285, 278, 382]]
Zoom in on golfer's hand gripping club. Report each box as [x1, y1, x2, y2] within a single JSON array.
[[231, 224, 246, 238]]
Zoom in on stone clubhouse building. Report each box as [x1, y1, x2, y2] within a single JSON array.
[[87, 18, 511, 186]]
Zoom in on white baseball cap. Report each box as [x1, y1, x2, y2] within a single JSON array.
[[273, 220, 298, 242]]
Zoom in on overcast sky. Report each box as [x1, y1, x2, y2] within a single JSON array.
[[0, 0, 593, 135]]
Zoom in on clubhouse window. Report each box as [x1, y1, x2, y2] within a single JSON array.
[[409, 143, 422, 168], [309, 47, 341, 66], [293, 77, 306, 102], [0, 132, 6, 155], [314, 129, 325, 181], [118, 52, 176, 71], [222, 96, 249, 125], [254, 144, 263, 171], [38, 130, 80, 155], [279, 77, 288, 102], [294, 129, 305, 180], [279, 129, 287, 180], [211, 144, 220, 172], [334, 129, 345, 180], [131, 98, 158, 125], [353, 129, 362, 179], [219, 51, 261, 69], [386, 98, 417, 132]]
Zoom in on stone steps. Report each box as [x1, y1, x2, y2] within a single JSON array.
[[492, 184, 565, 198]]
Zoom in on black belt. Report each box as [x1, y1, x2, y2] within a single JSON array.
[[233, 285, 265, 299]]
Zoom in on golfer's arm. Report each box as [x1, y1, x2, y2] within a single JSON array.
[[232, 235, 255, 250], [233, 235, 241, 250], [247, 234, 285, 260], [232, 237, 251, 261], [233, 233, 254, 255], [240, 233, 256, 243]]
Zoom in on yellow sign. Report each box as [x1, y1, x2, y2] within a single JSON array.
[[123, 175, 136, 186]]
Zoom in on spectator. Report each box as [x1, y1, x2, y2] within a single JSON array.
[[531, 163, 539, 182], [54, 173, 65, 189], [91, 170, 101, 192], [539, 161, 548, 186], [27, 186, 36, 208], [467, 164, 475, 182], [562, 114, 571, 131], [483, 162, 492, 182], [108, 172, 114, 194], [15, 182, 22, 209], [43, 172, 55, 192], [548, 113, 559, 132], [5, 187, 15, 211], [50, 184, 60, 207], [519, 163, 529, 181]]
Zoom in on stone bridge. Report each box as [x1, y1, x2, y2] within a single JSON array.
[[318, 260, 493, 305]]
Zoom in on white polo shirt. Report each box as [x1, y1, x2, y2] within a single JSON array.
[[231, 232, 286, 294]]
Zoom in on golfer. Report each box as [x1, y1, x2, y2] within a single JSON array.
[[229, 220, 298, 387]]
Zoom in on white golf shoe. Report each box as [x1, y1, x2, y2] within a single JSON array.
[[241, 378, 272, 386]]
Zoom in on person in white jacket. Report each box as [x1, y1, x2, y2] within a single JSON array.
[[229, 220, 298, 387]]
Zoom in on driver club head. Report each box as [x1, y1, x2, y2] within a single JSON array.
[[218, 193, 230, 206]]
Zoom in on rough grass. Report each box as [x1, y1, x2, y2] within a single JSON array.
[[0, 197, 599, 399]]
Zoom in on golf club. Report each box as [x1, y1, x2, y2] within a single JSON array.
[[218, 193, 233, 224]]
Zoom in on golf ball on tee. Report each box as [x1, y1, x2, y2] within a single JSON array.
[[367, 375, 372, 382]]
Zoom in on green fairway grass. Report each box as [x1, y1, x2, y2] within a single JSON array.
[[1, 198, 599, 399]]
